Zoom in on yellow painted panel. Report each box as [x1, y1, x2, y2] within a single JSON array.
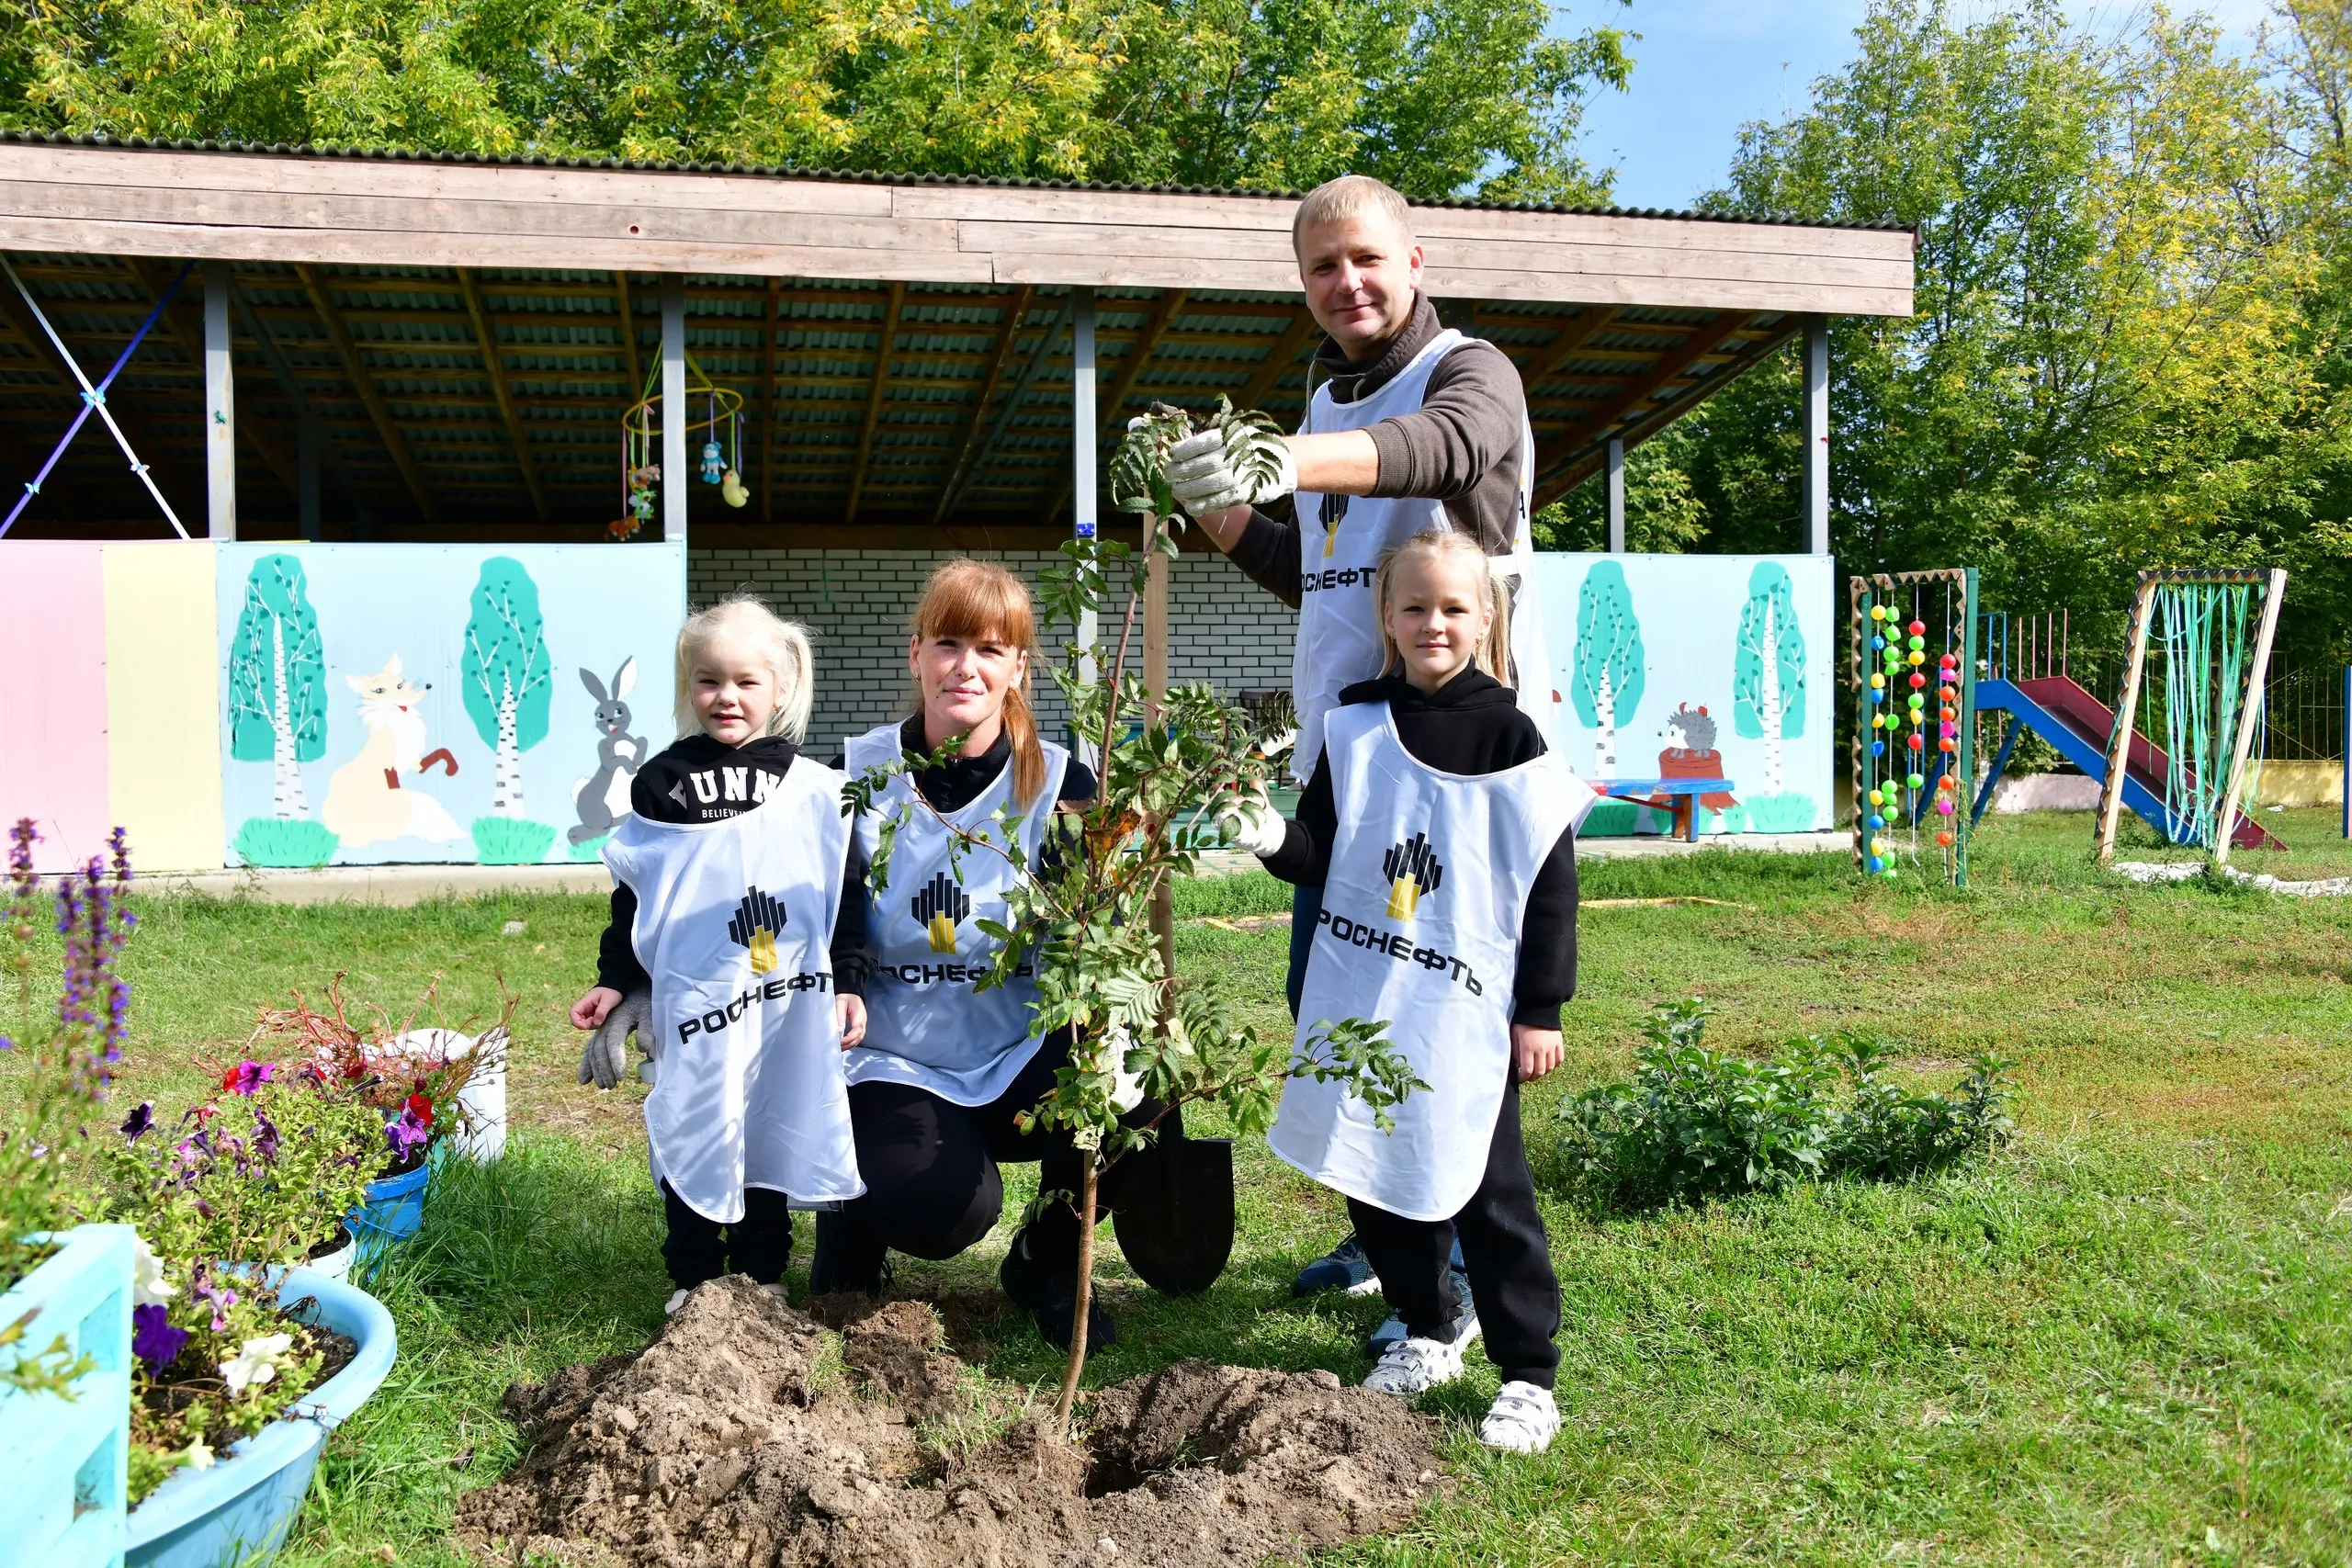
[[102, 542, 223, 873]]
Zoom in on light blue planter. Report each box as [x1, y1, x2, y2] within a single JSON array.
[[124, 1269, 396, 1568], [345, 1159, 431, 1256], [0, 1224, 134, 1568]]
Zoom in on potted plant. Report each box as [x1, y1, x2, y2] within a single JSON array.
[[0, 819, 140, 1567], [245, 979, 512, 1254], [847, 399, 1419, 1433]]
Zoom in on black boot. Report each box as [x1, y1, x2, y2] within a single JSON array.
[[808, 1210, 889, 1296], [1000, 1226, 1116, 1352]]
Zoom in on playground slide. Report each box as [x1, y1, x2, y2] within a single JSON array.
[[1976, 675, 2283, 852]]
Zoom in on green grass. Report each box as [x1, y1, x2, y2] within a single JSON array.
[[8, 808, 2351, 1564]]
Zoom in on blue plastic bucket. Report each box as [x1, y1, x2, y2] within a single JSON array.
[[346, 1159, 431, 1256], [124, 1268, 396, 1568], [0, 1224, 134, 1568]]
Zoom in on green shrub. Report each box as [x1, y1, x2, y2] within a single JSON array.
[[1582, 798, 1641, 837], [469, 817, 556, 865], [1556, 998, 2013, 1209], [233, 817, 338, 868]]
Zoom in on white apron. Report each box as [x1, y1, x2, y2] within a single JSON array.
[[842, 724, 1071, 1106], [1270, 702, 1577, 1222], [1292, 327, 1558, 780], [601, 760, 863, 1223]]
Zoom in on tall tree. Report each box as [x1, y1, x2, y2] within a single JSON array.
[[461, 557, 552, 820], [1572, 560, 1644, 780], [1733, 560, 1806, 796], [226, 553, 327, 821]]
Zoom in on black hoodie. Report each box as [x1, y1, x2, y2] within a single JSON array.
[[1257, 669, 1577, 1030]]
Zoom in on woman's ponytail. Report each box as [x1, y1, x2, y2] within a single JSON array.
[[1001, 680, 1046, 809]]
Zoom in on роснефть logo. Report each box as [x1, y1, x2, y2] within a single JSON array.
[[911, 872, 971, 954], [727, 886, 787, 974], [1382, 830, 1444, 921]]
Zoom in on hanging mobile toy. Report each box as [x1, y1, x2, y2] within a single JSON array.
[[720, 407, 748, 507], [700, 389, 724, 482]]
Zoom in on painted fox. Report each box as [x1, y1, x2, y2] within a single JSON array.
[[322, 656, 465, 847]]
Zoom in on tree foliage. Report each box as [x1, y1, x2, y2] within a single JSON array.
[[225, 553, 325, 766], [0, 0, 1631, 200]]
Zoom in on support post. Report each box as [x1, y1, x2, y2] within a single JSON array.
[[1804, 316, 1829, 556], [298, 406, 320, 540], [2093, 574, 2160, 864], [1072, 289, 1099, 693], [661, 278, 686, 546], [2343, 664, 2349, 841], [204, 261, 235, 541], [1145, 518, 1173, 977], [2212, 569, 2288, 868], [1605, 436, 1625, 552]]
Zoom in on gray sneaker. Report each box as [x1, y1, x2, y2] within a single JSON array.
[[1367, 1266, 1476, 1356]]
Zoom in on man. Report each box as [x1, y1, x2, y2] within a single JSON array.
[[1171, 173, 1586, 1319]]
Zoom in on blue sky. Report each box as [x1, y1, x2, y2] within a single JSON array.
[[1577, 0, 2281, 213]]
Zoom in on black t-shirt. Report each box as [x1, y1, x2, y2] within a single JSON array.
[[1259, 669, 1578, 1029], [593, 732, 869, 996]]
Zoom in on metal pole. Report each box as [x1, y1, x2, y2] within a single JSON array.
[[298, 406, 321, 540], [661, 277, 687, 546], [204, 261, 236, 541], [1605, 436, 1625, 552], [2342, 665, 2348, 840], [1804, 317, 1829, 556], [1072, 288, 1099, 695]]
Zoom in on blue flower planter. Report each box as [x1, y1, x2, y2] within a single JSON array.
[[124, 1269, 396, 1568], [345, 1159, 431, 1257], [0, 1224, 134, 1568]]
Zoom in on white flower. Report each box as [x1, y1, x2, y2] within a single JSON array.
[[1100, 1022, 1144, 1113], [130, 1235, 175, 1308], [183, 1439, 215, 1471], [220, 1333, 295, 1396]]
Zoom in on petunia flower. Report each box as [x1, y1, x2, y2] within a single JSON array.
[[130, 1235, 175, 1308], [120, 1100, 153, 1141], [386, 1108, 431, 1163], [220, 1061, 274, 1097], [219, 1333, 294, 1395], [130, 1303, 187, 1372], [183, 1439, 214, 1471], [403, 1091, 435, 1127]]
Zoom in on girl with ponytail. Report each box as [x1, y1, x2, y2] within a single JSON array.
[[820, 558, 1141, 1355]]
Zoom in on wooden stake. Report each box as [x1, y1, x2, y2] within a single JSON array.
[[2212, 568, 2288, 867], [1146, 528, 1174, 974], [2094, 573, 2160, 865]]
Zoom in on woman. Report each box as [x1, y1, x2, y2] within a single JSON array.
[[818, 558, 1143, 1351]]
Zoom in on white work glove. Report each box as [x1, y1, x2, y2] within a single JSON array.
[[1102, 1021, 1145, 1113], [1166, 425, 1296, 517], [1216, 785, 1289, 856], [578, 988, 653, 1090]]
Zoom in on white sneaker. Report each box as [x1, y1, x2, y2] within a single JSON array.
[[1363, 1335, 1467, 1396], [1479, 1381, 1559, 1453], [664, 1288, 690, 1314]]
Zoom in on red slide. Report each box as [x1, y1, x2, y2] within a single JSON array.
[[2014, 677, 2284, 852]]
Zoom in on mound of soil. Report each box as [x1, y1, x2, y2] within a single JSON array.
[[457, 1276, 1442, 1568]]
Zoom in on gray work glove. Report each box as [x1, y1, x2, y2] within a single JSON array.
[[578, 988, 653, 1089], [1165, 425, 1296, 517]]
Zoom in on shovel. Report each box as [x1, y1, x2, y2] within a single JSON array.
[[1110, 1105, 1236, 1296]]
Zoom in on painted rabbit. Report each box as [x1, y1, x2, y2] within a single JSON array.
[[569, 658, 647, 846]]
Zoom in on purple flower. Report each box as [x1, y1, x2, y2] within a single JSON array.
[[130, 1303, 187, 1372], [387, 1108, 431, 1163], [120, 1101, 153, 1141], [221, 1061, 274, 1097], [190, 1271, 237, 1332], [250, 1109, 279, 1166]]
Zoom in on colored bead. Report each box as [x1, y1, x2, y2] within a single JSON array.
[[1871, 605, 1888, 622], [1907, 619, 1926, 637], [1871, 741, 1885, 757], [1909, 672, 1927, 688], [1908, 650, 1925, 666], [1907, 634, 1925, 651], [1937, 799, 1955, 817], [1868, 814, 1884, 829], [1939, 775, 1959, 791], [1936, 830, 1953, 847], [1939, 738, 1957, 752], [1871, 672, 1885, 689], [1907, 772, 1926, 788], [1871, 636, 1885, 650], [1907, 737, 1925, 753]]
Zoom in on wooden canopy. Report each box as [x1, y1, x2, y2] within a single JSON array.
[[0, 135, 1914, 544]]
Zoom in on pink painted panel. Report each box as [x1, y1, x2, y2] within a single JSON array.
[[0, 543, 112, 872]]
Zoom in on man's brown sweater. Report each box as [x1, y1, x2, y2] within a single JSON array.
[[1227, 292, 1527, 607]]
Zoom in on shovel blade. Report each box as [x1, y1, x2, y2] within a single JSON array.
[[1113, 1135, 1236, 1296]]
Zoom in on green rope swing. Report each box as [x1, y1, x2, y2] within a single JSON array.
[[2151, 581, 2267, 850]]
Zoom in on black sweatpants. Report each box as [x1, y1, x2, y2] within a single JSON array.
[[1346, 1076, 1561, 1388], [837, 1029, 1158, 1277], [659, 1179, 794, 1291]]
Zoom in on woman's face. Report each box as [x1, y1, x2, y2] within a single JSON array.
[[910, 626, 1027, 748], [690, 632, 779, 747], [1384, 552, 1493, 692]]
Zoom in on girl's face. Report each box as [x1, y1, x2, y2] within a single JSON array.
[[690, 632, 780, 746], [910, 626, 1027, 750], [1385, 552, 1493, 693]]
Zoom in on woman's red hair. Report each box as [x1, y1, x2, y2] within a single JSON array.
[[908, 559, 1046, 808]]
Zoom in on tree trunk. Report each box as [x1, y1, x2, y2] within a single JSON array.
[[1760, 595, 1783, 795], [495, 671, 524, 818], [1052, 1153, 1100, 1436], [269, 615, 307, 820], [1593, 667, 1616, 780]]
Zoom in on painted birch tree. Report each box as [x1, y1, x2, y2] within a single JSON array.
[[226, 553, 336, 866], [1733, 560, 1812, 828], [461, 557, 556, 863], [1572, 560, 1643, 781]]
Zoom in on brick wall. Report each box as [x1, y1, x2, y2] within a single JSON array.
[[687, 549, 1299, 751]]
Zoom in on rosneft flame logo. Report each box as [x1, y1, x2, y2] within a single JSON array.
[[912, 873, 971, 954], [1319, 491, 1351, 559], [726, 886, 787, 974], [1382, 831, 1444, 921]]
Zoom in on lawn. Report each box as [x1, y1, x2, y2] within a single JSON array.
[[11, 808, 2352, 1565]]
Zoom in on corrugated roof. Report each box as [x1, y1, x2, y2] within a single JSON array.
[[0, 129, 1912, 233]]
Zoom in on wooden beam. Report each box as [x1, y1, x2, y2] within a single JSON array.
[[1530, 311, 1755, 501], [614, 271, 643, 402], [759, 276, 780, 526], [119, 256, 300, 502], [456, 267, 548, 522], [293, 262, 437, 522], [1236, 309, 1322, 410], [1533, 320, 1801, 506], [1526, 306, 1618, 381], [844, 281, 906, 525], [929, 285, 1035, 524]]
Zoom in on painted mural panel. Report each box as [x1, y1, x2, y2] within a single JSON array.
[[0, 542, 112, 872], [215, 543, 685, 867], [1532, 553, 1834, 835]]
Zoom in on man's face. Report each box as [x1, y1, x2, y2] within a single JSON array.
[[1295, 212, 1423, 363]]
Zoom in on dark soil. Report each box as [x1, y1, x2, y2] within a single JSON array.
[[457, 1277, 1442, 1567]]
